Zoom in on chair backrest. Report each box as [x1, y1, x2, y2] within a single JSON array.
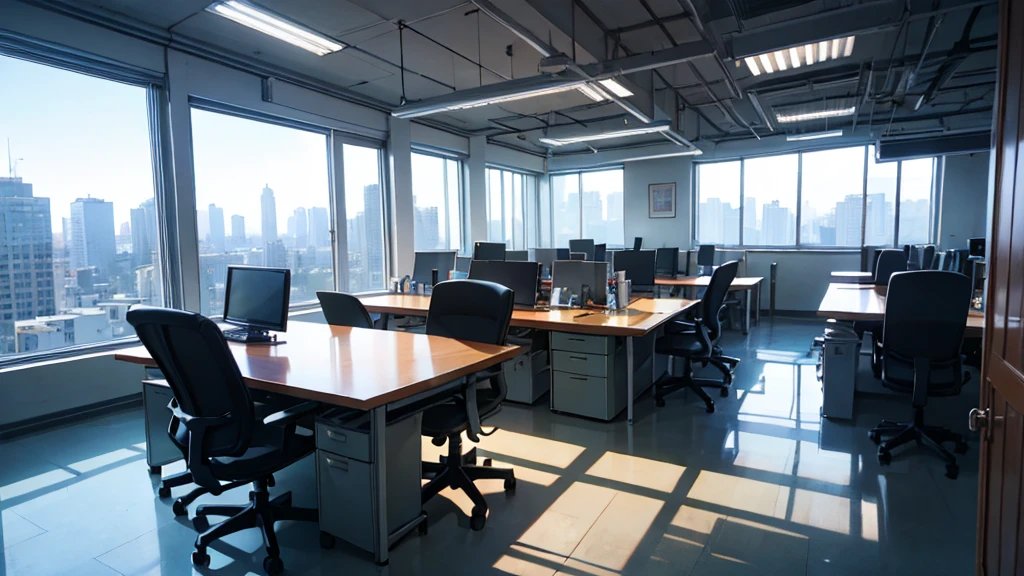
[[633, 237, 643, 251], [594, 243, 607, 262], [427, 280, 514, 346], [316, 291, 374, 329], [697, 244, 716, 267], [127, 306, 254, 460], [700, 260, 739, 343], [920, 245, 936, 270], [874, 249, 907, 286], [882, 271, 971, 391], [568, 239, 595, 261], [655, 247, 679, 277]]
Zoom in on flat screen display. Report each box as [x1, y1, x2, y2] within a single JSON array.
[[223, 266, 290, 331]]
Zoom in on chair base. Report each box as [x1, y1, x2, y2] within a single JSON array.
[[870, 408, 968, 479], [653, 356, 736, 413], [191, 478, 317, 575], [157, 470, 255, 517], [421, 438, 515, 531]]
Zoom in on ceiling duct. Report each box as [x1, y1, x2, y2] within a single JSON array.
[[875, 131, 991, 162]]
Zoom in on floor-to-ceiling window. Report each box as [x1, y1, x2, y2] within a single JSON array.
[[341, 144, 386, 293], [486, 167, 538, 249], [411, 152, 461, 251], [549, 168, 624, 248], [0, 53, 165, 358]]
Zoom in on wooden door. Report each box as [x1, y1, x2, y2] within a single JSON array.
[[976, 0, 1024, 573]]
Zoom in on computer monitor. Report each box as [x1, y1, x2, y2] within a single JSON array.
[[969, 237, 985, 258], [468, 260, 542, 307], [412, 250, 457, 285], [551, 260, 610, 306], [633, 237, 643, 251], [556, 248, 570, 260], [697, 244, 716, 267], [505, 250, 528, 261], [655, 248, 679, 277], [455, 256, 472, 273], [473, 242, 506, 261], [594, 243, 607, 262], [568, 239, 595, 261], [613, 249, 656, 287], [223, 266, 290, 334]]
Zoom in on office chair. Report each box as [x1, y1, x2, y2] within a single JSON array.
[[874, 249, 908, 286], [127, 307, 320, 575], [632, 237, 643, 251], [655, 247, 679, 277], [316, 290, 374, 329], [568, 239, 595, 260], [421, 280, 516, 531], [653, 260, 740, 413], [697, 244, 716, 275], [868, 271, 972, 479], [594, 243, 607, 262]]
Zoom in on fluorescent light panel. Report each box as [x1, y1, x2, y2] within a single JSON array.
[[744, 36, 855, 77], [577, 84, 606, 102], [207, 0, 343, 56], [786, 129, 844, 141], [538, 123, 670, 146], [598, 78, 634, 98], [776, 106, 856, 123]]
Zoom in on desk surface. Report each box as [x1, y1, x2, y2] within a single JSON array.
[[114, 324, 522, 410], [654, 275, 763, 289], [359, 295, 699, 337], [816, 282, 984, 336]]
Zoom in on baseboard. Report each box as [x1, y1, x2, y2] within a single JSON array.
[[0, 393, 143, 441]]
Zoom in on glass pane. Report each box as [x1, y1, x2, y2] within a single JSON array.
[[0, 55, 163, 357], [525, 175, 537, 249], [342, 144, 385, 293], [539, 177, 551, 247], [581, 169, 624, 248], [487, 168, 502, 242], [411, 153, 446, 250], [743, 154, 798, 245], [696, 161, 741, 245], [503, 171, 513, 247], [898, 158, 934, 245], [191, 109, 331, 315], [551, 174, 580, 247], [512, 174, 524, 249], [445, 159, 461, 251], [864, 145, 897, 247], [800, 147, 865, 246]]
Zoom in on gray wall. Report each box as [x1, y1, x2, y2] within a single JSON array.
[[623, 156, 693, 249], [938, 151, 990, 251]]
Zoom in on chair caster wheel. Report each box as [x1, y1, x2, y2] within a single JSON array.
[[158, 485, 171, 499], [266, 474, 276, 488], [705, 403, 715, 414], [149, 465, 161, 475], [418, 515, 429, 536], [172, 499, 188, 517], [470, 507, 487, 531], [868, 431, 882, 445], [946, 464, 960, 480], [655, 397, 666, 408], [263, 555, 284, 575], [878, 450, 892, 466], [719, 387, 729, 398], [193, 515, 210, 532], [319, 531, 335, 549], [504, 477, 517, 493], [955, 442, 968, 455], [191, 550, 210, 567]]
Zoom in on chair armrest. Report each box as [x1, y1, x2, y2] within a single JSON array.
[[263, 401, 322, 427], [168, 399, 233, 491], [464, 381, 483, 443], [667, 319, 698, 334]]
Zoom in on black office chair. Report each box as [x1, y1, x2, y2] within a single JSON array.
[[316, 290, 374, 329], [633, 237, 643, 251], [127, 307, 320, 575], [697, 244, 716, 275], [874, 249, 908, 286], [868, 271, 972, 479], [420, 280, 516, 531], [655, 248, 679, 277], [654, 261, 740, 413], [594, 243, 607, 262]]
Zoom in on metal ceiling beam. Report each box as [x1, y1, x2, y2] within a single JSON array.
[[609, 13, 690, 35]]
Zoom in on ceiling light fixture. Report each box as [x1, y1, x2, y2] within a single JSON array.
[[538, 123, 671, 146], [744, 36, 856, 77], [207, 0, 344, 56], [776, 106, 856, 123], [577, 84, 606, 102], [598, 78, 634, 98], [786, 129, 844, 141]]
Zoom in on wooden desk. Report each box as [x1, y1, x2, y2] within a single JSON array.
[[816, 283, 984, 337], [115, 323, 520, 564], [830, 271, 873, 284], [652, 276, 764, 334], [360, 295, 698, 423]]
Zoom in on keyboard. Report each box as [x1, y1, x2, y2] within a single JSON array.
[[223, 329, 273, 343]]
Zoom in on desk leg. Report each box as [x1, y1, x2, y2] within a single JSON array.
[[627, 336, 635, 426], [755, 286, 761, 327], [381, 313, 391, 330], [743, 291, 751, 335], [371, 406, 389, 566]]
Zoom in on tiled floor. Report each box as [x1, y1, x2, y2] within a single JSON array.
[[0, 319, 979, 575]]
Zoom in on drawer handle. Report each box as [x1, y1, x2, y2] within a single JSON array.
[[325, 457, 349, 471], [568, 337, 585, 342], [568, 355, 587, 361], [570, 376, 588, 381], [326, 430, 347, 443]]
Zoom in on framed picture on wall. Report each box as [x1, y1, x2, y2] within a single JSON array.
[[649, 182, 676, 218]]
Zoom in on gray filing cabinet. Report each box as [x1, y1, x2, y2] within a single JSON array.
[[316, 409, 422, 553], [143, 377, 181, 471], [504, 331, 551, 404]]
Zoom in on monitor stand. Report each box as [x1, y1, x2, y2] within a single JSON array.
[[224, 328, 282, 345]]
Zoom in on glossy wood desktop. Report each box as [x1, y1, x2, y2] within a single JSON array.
[[358, 294, 699, 337], [817, 282, 984, 337], [654, 275, 763, 289], [114, 324, 522, 410], [830, 271, 874, 283]]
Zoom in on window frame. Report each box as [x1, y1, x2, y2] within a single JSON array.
[[546, 166, 625, 248], [693, 144, 936, 249]]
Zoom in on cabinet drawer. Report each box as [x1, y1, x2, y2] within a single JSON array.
[[552, 350, 607, 377], [317, 451, 375, 553], [551, 371, 609, 420], [552, 332, 610, 355], [316, 418, 371, 463]]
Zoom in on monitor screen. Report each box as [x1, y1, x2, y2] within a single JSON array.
[[468, 260, 541, 306], [968, 237, 985, 257], [413, 250, 457, 285], [223, 266, 290, 332], [613, 250, 656, 286], [551, 260, 610, 306], [474, 242, 506, 261]]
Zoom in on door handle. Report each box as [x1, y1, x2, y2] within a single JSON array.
[[969, 408, 1002, 431]]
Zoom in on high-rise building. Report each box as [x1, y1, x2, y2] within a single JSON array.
[[130, 198, 156, 268], [761, 200, 793, 245], [231, 214, 246, 245], [292, 207, 308, 249], [414, 205, 440, 250], [834, 194, 864, 246], [0, 177, 56, 354], [742, 197, 759, 245], [261, 185, 278, 243], [208, 203, 225, 253], [864, 193, 893, 246], [308, 207, 329, 248], [69, 197, 115, 280], [362, 184, 384, 290], [699, 197, 740, 245]]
